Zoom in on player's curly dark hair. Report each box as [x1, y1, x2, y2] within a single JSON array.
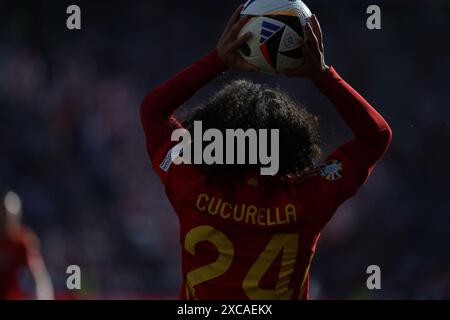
[[181, 79, 321, 176]]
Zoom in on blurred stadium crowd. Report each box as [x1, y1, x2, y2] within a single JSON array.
[[1, 0, 449, 299]]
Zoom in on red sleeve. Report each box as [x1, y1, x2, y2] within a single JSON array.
[[140, 49, 228, 183], [19, 228, 40, 266], [16, 243, 28, 267], [316, 66, 392, 198], [298, 67, 392, 228]]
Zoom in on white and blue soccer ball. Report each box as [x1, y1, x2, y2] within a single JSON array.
[[239, 0, 312, 74]]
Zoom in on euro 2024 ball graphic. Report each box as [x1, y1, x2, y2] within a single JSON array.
[[239, 0, 313, 74]]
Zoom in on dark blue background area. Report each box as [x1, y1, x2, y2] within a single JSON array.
[[0, 0, 449, 299]]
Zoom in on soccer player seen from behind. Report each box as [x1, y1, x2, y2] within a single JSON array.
[[140, 6, 392, 300], [0, 191, 54, 300]]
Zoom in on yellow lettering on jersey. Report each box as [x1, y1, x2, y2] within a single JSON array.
[[266, 208, 277, 226], [257, 208, 266, 226], [196, 193, 209, 211], [185, 226, 234, 299], [233, 204, 246, 222], [246, 205, 257, 225], [285, 204, 297, 223], [195, 194, 298, 227], [220, 202, 232, 219], [275, 207, 286, 225], [243, 234, 299, 299], [208, 197, 222, 215]]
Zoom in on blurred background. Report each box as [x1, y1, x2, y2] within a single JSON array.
[[0, 0, 449, 299]]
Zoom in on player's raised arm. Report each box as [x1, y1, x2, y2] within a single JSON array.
[[282, 15, 392, 196], [140, 4, 257, 161], [23, 231, 54, 300]]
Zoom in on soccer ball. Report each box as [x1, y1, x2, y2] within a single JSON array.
[[239, 0, 312, 74]]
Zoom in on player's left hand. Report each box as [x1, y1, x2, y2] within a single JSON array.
[[281, 15, 329, 81], [217, 4, 260, 72]]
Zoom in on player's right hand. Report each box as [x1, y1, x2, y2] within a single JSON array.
[[217, 4, 260, 72], [281, 15, 329, 81]]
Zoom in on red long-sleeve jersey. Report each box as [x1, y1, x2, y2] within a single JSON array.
[[0, 228, 36, 300], [140, 49, 392, 300]]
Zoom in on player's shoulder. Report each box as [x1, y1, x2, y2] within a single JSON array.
[[318, 159, 344, 182], [288, 159, 344, 185], [14, 226, 40, 251], [153, 139, 200, 186]]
